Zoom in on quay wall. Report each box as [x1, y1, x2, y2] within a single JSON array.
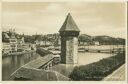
[[2, 50, 36, 57]]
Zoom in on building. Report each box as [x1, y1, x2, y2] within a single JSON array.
[[2, 43, 11, 54], [21, 43, 32, 51], [2, 29, 27, 54], [94, 41, 100, 45], [59, 13, 80, 64], [35, 40, 52, 46], [17, 37, 25, 44], [9, 32, 17, 44], [79, 41, 89, 46]]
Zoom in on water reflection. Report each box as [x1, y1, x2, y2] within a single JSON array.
[[2, 52, 40, 80]]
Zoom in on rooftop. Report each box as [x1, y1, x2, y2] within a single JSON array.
[[59, 13, 80, 32]]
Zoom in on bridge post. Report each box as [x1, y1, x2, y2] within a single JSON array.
[[44, 65, 49, 70], [44, 65, 47, 70], [47, 65, 49, 70], [52, 59, 54, 66], [49, 61, 52, 67], [47, 63, 50, 70], [47, 62, 52, 69]]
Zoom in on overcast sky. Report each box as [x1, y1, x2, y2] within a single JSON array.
[[2, 2, 126, 38]]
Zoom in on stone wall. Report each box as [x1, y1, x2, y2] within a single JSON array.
[[61, 36, 78, 64]]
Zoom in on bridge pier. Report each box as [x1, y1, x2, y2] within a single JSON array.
[[47, 62, 52, 69], [44, 65, 47, 70], [46, 65, 49, 70], [44, 61, 53, 70], [85, 49, 89, 52], [44, 65, 49, 70], [97, 50, 101, 53], [39, 59, 56, 70], [49, 61, 53, 67]]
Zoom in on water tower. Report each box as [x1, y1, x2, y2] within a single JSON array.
[[59, 13, 80, 64]]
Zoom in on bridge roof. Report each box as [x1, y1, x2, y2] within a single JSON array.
[[10, 67, 70, 81], [59, 13, 80, 32], [23, 54, 53, 69]]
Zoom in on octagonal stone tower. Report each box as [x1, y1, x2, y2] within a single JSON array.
[[59, 13, 80, 64]]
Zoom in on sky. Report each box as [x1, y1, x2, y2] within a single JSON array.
[[2, 2, 126, 38]]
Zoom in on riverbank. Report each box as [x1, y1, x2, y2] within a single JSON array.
[[78, 45, 124, 54], [69, 52, 125, 81], [2, 50, 36, 57]]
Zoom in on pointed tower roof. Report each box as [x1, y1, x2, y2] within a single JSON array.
[[59, 13, 80, 32]]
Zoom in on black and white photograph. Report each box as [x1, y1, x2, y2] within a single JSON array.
[[1, 1, 127, 82]]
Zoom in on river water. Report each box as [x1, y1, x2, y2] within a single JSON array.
[[2, 52, 40, 80], [2, 50, 116, 80], [78, 52, 114, 66]]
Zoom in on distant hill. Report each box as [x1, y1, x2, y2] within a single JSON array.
[[78, 34, 92, 42], [92, 35, 125, 45], [2, 31, 125, 45], [78, 34, 125, 45]]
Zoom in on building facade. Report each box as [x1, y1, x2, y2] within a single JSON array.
[[2, 29, 31, 54]]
